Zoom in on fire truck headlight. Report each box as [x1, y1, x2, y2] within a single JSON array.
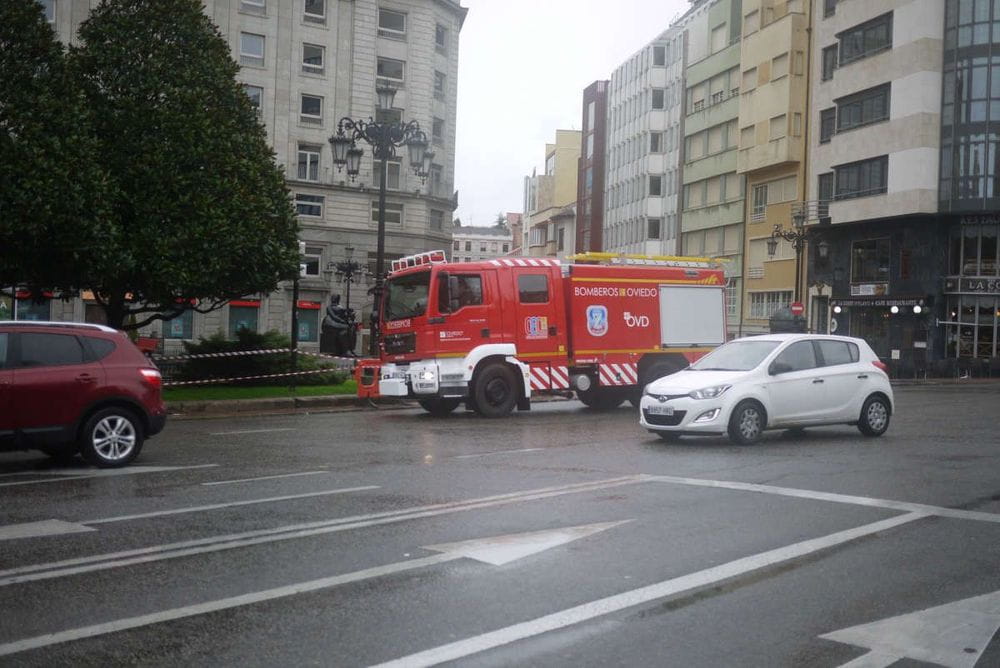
[[417, 370, 436, 382], [688, 385, 731, 400]]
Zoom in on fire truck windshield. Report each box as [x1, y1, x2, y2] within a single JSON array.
[[384, 269, 431, 321]]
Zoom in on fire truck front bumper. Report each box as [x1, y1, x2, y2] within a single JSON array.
[[378, 361, 469, 398]]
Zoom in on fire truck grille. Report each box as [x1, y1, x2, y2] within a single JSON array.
[[643, 410, 686, 426], [384, 332, 416, 355]]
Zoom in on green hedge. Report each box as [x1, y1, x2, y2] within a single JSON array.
[[175, 329, 347, 386]]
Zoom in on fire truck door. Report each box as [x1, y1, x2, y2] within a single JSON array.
[[513, 270, 566, 359], [435, 269, 504, 356]]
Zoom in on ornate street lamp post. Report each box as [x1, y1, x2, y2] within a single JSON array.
[[767, 209, 812, 304], [329, 86, 433, 356], [328, 245, 368, 312]]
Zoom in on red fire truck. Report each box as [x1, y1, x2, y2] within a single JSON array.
[[355, 250, 727, 417]]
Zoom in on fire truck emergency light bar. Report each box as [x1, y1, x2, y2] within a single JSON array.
[[568, 252, 724, 268], [390, 250, 448, 272]]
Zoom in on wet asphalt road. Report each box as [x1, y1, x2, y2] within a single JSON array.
[[1, 384, 999, 667]]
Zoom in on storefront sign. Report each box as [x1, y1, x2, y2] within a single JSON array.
[[944, 277, 1000, 294], [960, 215, 1000, 225], [831, 296, 927, 307]]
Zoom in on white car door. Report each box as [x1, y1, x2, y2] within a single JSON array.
[[815, 339, 866, 420], [764, 341, 826, 425]]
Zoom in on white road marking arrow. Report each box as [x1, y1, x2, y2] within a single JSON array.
[[0, 520, 629, 657], [821, 590, 1000, 668], [424, 521, 632, 565]]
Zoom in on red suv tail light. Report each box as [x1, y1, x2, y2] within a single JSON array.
[[139, 368, 162, 388], [872, 360, 888, 373]]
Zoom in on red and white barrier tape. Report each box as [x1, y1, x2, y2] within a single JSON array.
[[162, 368, 342, 387], [153, 348, 357, 364]]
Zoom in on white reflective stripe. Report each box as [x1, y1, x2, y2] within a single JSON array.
[[515, 259, 528, 266], [529, 366, 550, 390], [526, 259, 540, 266], [490, 260, 501, 266], [619, 363, 638, 384], [550, 366, 569, 389], [502, 259, 515, 266], [598, 363, 637, 386], [598, 365, 617, 386]]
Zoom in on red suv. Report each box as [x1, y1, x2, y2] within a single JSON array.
[[0, 321, 167, 467]]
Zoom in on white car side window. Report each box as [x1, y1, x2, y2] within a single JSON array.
[[773, 341, 817, 372]]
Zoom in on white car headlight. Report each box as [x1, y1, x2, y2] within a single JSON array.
[[688, 384, 731, 400]]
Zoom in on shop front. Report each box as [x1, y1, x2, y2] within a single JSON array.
[[942, 218, 1000, 363], [830, 296, 933, 376]]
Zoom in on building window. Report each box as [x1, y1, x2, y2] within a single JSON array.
[[240, 0, 265, 15], [372, 201, 403, 224], [378, 9, 406, 39], [430, 210, 445, 231], [374, 158, 401, 190], [502, 243, 510, 253], [820, 108, 836, 143], [748, 291, 792, 319], [839, 13, 892, 66], [464, 241, 471, 251], [243, 84, 263, 117], [557, 227, 565, 251], [304, 0, 325, 23], [822, 45, 838, 81], [302, 43, 324, 75], [377, 57, 405, 83], [165, 309, 194, 339], [818, 172, 834, 203], [300, 94, 323, 124], [648, 218, 661, 240], [432, 117, 444, 145], [40, 0, 54, 23], [228, 304, 259, 338], [295, 193, 323, 217], [751, 184, 768, 221], [652, 89, 665, 109], [834, 156, 888, 200], [653, 45, 666, 66], [429, 164, 444, 197], [851, 238, 891, 283], [14, 297, 51, 321], [711, 24, 727, 53], [297, 144, 321, 181], [770, 114, 786, 140], [435, 24, 448, 53], [836, 84, 890, 132], [296, 306, 319, 342], [649, 175, 663, 196], [948, 223, 1000, 276], [239, 32, 264, 67], [302, 245, 323, 276], [772, 53, 789, 79], [480, 242, 487, 253], [824, 0, 837, 18], [434, 71, 446, 100], [453, 240, 460, 251], [650, 132, 662, 152]]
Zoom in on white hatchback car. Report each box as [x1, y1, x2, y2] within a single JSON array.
[[639, 334, 893, 444]]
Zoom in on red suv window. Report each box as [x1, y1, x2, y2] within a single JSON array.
[[19, 332, 85, 367]]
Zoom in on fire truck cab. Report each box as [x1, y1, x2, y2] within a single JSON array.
[[357, 250, 727, 418]]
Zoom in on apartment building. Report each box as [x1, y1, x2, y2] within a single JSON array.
[[604, 29, 686, 257], [27, 0, 465, 352], [678, 0, 746, 336], [738, 0, 811, 335], [450, 222, 513, 262], [807, 0, 945, 369], [576, 81, 609, 253], [522, 130, 581, 259]]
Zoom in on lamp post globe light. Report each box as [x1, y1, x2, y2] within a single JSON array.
[[328, 245, 368, 311], [329, 85, 433, 356], [766, 207, 829, 305]]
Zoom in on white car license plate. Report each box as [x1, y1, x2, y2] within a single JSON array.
[[648, 404, 674, 416]]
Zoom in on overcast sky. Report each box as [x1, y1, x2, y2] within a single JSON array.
[[453, 0, 690, 227]]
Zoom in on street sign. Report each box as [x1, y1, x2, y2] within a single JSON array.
[[790, 301, 804, 315]]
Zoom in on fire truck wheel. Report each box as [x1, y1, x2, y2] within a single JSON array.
[[577, 386, 624, 410], [473, 364, 518, 418], [418, 397, 462, 417]]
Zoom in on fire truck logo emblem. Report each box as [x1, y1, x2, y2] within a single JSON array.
[[586, 305, 608, 337], [524, 316, 548, 338]]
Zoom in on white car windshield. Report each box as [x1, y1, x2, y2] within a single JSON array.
[[689, 340, 782, 371]]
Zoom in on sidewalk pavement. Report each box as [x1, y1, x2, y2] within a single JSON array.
[[167, 378, 1000, 420]]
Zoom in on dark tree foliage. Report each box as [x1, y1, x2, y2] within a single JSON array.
[[68, 0, 299, 329], [0, 0, 112, 298]]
